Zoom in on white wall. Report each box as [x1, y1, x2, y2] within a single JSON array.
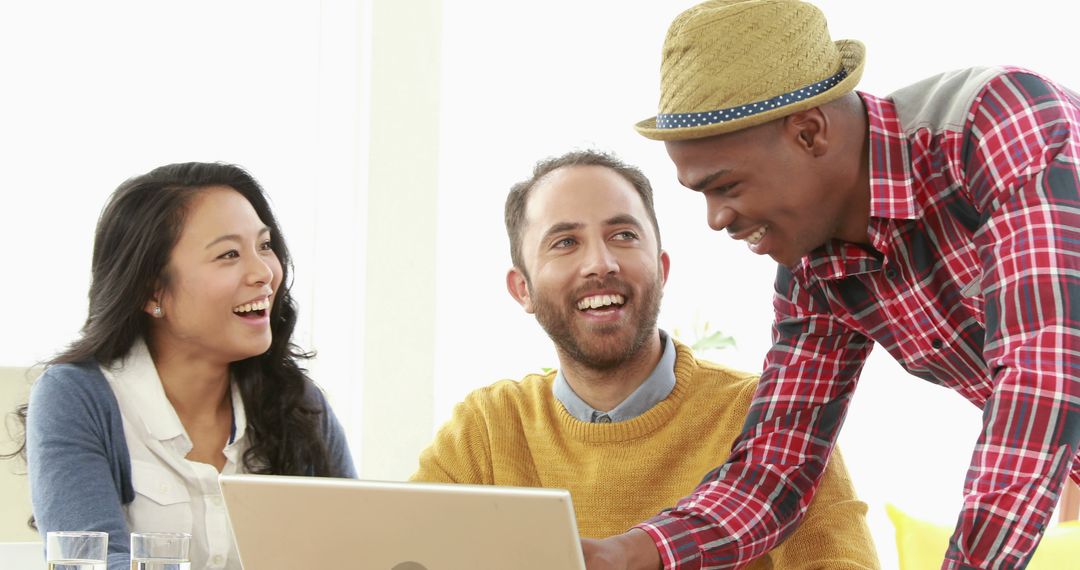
[[360, 0, 442, 481], [0, 0, 366, 390], [0, 0, 369, 513], [2, 0, 1077, 566]]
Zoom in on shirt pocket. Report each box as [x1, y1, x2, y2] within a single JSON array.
[[128, 460, 193, 534]]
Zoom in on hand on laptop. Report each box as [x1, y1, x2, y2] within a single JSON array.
[[581, 529, 662, 570]]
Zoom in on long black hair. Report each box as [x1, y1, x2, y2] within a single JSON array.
[[5, 162, 337, 477]]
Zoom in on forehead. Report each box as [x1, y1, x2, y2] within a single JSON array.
[[524, 165, 648, 228], [177, 186, 264, 242], [664, 122, 778, 183]]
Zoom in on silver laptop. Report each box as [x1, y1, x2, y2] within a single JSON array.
[[219, 474, 587, 570]]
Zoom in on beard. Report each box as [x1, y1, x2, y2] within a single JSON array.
[[529, 273, 663, 371]]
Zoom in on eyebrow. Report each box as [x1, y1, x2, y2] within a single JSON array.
[[538, 215, 645, 244], [685, 168, 732, 192], [539, 221, 583, 244], [604, 214, 645, 232], [205, 226, 271, 249]]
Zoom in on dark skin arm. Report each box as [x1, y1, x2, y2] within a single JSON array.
[[582, 529, 662, 570]]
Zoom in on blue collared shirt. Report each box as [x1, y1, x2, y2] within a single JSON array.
[[553, 330, 676, 423]]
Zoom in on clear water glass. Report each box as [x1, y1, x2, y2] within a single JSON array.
[[46, 531, 108, 570], [129, 532, 191, 570]]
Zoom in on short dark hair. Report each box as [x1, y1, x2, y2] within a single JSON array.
[[504, 150, 661, 274]]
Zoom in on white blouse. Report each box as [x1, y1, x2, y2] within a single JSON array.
[[102, 340, 248, 570]]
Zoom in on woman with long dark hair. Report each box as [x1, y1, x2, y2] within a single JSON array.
[[17, 162, 355, 569]]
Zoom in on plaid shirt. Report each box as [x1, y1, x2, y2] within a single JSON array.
[[639, 67, 1080, 569]]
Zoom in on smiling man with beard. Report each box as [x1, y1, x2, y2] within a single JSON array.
[[410, 149, 879, 569]]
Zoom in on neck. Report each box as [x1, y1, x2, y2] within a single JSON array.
[[147, 338, 232, 421], [837, 95, 873, 245], [558, 330, 663, 412]]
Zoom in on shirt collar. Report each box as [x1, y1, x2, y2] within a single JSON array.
[[228, 380, 246, 446], [793, 91, 920, 285], [861, 90, 920, 223], [553, 330, 676, 423], [103, 338, 247, 447], [103, 337, 186, 442]]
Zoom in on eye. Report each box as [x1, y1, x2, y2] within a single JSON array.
[[612, 230, 639, 241], [553, 237, 576, 249], [217, 250, 239, 260], [259, 239, 274, 251], [707, 182, 738, 196]]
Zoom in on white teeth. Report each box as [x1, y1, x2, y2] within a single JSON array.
[[745, 226, 767, 245], [576, 294, 626, 310], [233, 298, 270, 313]]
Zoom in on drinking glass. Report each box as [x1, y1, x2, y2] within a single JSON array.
[[46, 531, 108, 570], [129, 532, 191, 570]]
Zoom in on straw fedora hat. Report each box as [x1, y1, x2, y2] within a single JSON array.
[[635, 0, 864, 141]]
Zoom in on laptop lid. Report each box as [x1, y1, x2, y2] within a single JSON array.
[[219, 474, 587, 570]]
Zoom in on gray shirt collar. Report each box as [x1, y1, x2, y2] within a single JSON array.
[[553, 330, 676, 423]]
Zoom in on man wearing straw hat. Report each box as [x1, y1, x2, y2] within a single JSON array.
[[583, 0, 1080, 569]]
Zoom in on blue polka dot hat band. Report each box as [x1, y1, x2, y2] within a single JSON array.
[[655, 69, 848, 130], [634, 0, 866, 141]]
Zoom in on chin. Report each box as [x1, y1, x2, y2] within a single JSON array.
[[770, 253, 797, 268], [574, 333, 640, 367], [233, 341, 273, 362], [771, 243, 815, 268]]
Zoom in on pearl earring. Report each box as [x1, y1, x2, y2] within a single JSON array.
[[152, 306, 163, 318]]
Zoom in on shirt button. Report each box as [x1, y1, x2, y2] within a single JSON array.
[[931, 338, 944, 350], [212, 554, 224, 565], [158, 483, 169, 494], [885, 267, 898, 279], [210, 495, 223, 507], [596, 414, 612, 423]]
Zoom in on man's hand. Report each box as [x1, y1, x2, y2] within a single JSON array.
[[581, 529, 662, 570]]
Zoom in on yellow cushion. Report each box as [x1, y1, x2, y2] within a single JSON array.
[[886, 503, 1080, 570]]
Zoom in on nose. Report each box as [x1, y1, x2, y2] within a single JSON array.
[[706, 195, 737, 232], [248, 253, 275, 289], [580, 241, 619, 279]]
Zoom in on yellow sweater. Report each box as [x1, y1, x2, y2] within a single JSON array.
[[412, 342, 880, 569]]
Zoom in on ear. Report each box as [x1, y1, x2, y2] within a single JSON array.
[[506, 267, 535, 314], [143, 282, 164, 317], [785, 107, 829, 157], [659, 250, 671, 286]]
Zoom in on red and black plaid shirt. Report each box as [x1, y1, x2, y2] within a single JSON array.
[[640, 67, 1080, 569]]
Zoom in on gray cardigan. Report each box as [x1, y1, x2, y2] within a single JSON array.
[[26, 362, 357, 570]]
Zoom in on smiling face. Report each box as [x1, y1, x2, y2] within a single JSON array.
[[148, 185, 283, 364], [507, 165, 670, 371], [664, 110, 865, 268]]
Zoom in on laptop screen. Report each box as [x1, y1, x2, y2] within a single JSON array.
[[219, 474, 587, 570]]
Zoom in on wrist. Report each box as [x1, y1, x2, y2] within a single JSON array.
[[617, 528, 662, 570]]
